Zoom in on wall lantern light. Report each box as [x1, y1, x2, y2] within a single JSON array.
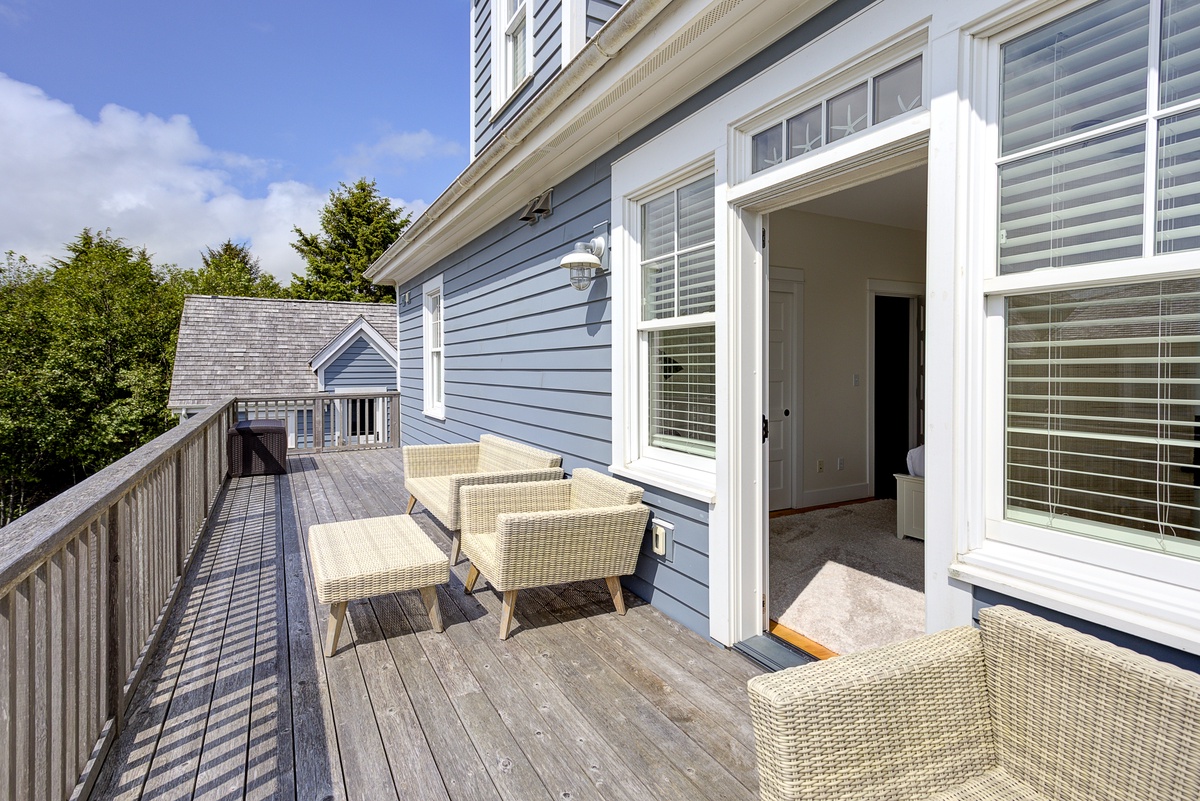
[[559, 236, 607, 291]]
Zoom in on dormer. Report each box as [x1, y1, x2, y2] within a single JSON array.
[[471, 0, 625, 159]]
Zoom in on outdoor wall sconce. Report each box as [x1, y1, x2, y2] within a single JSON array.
[[559, 235, 607, 291]]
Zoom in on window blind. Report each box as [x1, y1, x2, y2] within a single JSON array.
[[1161, 0, 1200, 108], [1006, 277, 1200, 559], [649, 327, 717, 458], [1157, 108, 1200, 253], [1000, 0, 1149, 157], [641, 175, 715, 320]]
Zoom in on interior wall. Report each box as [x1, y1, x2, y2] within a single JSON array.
[[770, 208, 925, 507]]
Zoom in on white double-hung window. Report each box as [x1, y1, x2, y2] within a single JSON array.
[[976, 0, 1200, 637], [423, 275, 445, 419], [494, 0, 532, 110], [638, 174, 718, 466]]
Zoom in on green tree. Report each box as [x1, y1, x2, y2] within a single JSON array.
[[170, 239, 284, 299], [289, 178, 408, 302]]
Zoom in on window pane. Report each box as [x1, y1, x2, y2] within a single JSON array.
[[752, 124, 784, 173], [874, 56, 923, 124], [1005, 278, 1200, 561], [999, 126, 1145, 273], [649, 326, 716, 458], [1158, 108, 1200, 253], [677, 175, 715, 250], [826, 83, 868, 143], [678, 247, 716, 316], [1000, 0, 1148, 157], [1161, 0, 1200, 108], [787, 106, 823, 159], [641, 194, 675, 261], [643, 257, 675, 321], [510, 17, 528, 87]]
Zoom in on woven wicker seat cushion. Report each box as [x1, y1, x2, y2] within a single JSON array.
[[926, 767, 1048, 801], [979, 606, 1200, 801], [309, 515, 449, 605]]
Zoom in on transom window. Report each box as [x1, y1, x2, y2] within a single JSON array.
[[997, 0, 1200, 273], [639, 174, 717, 461], [750, 55, 923, 174]]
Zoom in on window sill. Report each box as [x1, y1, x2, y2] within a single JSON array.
[[950, 541, 1200, 656], [490, 73, 534, 122], [423, 409, 446, 421], [609, 459, 717, 504]]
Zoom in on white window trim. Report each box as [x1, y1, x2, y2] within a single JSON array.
[[491, 0, 534, 118], [561, 0, 586, 69], [422, 275, 446, 420], [958, 0, 1200, 655], [611, 156, 721, 503]]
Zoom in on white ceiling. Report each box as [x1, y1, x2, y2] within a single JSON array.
[[793, 164, 928, 232]]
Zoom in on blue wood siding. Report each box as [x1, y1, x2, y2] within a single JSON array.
[[973, 588, 1200, 674], [416, 0, 882, 639], [473, 0, 565, 156], [586, 0, 622, 37], [322, 336, 396, 390]]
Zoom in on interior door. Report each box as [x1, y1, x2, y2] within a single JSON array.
[[768, 285, 797, 510]]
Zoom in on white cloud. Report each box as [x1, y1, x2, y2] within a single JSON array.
[[0, 73, 323, 280], [335, 128, 464, 183]]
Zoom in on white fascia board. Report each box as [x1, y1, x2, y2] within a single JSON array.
[[367, 0, 839, 286], [309, 316, 399, 373]]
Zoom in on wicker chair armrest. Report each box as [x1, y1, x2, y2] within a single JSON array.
[[403, 443, 480, 479], [491, 504, 650, 590], [747, 626, 997, 801], [460, 479, 573, 536]]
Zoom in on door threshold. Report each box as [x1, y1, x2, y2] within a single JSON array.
[[733, 632, 818, 672], [768, 620, 839, 660]]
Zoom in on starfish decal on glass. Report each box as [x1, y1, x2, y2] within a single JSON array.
[[790, 123, 822, 156], [829, 104, 867, 138], [896, 93, 921, 112]]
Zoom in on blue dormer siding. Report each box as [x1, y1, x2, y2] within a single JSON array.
[[472, 0, 625, 157], [322, 336, 397, 391]]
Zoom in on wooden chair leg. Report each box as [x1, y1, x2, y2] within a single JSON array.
[[499, 590, 519, 640], [405, 494, 417, 514], [325, 601, 349, 656], [449, 533, 461, 565], [464, 563, 480, 594], [605, 576, 626, 616], [419, 586, 443, 633]]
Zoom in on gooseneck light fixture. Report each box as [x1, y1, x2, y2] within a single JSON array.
[[559, 235, 607, 291]]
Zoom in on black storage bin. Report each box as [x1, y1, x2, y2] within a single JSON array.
[[228, 419, 288, 477]]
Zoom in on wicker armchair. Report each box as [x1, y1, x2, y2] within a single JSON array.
[[403, 434, 563, 564], [458, 468, 651, 640], [747, 605, 1200, 801]]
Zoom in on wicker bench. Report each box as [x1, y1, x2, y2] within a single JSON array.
[[748, 605, 1200, 801], [308, 515, 449, 656]]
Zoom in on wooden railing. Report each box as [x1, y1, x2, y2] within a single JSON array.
[[0, 399, 235, 801], [236, 392, 401, 451]]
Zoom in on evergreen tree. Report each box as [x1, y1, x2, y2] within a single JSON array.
[[170, 239, 284, 299], [289, 178, 408, 302]]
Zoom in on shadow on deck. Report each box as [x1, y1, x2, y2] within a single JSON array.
[[91, 449, 763, 800]]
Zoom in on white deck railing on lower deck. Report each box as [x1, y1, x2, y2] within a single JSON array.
[[0, 399, 236, 801], [236, 392, 401, 451]]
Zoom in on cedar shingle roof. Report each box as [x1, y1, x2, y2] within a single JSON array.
[[168, 295, 397, 411]]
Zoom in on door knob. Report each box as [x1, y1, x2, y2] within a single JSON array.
[[784, 409, 790, 416]]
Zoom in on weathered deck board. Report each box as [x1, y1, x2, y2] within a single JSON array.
[[89, 449, 763, 800]]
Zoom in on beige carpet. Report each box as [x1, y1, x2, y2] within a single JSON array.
[[770, 499, 924, 655]]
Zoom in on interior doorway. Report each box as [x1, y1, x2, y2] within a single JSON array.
[[761, 162, 928, 660]]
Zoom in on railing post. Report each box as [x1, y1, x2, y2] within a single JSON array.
[[105, 504, 123, 736], [315, 398, 325, 454], [174, 449, 185, 577], [391, 394, 401, 448]]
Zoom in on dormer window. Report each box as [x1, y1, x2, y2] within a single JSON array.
[[494, 0, 533, 112]]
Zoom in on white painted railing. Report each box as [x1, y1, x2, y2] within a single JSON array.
[[235, 392, 401, 451], [0, 399, 235, 801]]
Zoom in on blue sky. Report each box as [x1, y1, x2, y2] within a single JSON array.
[[0, 1, 471, 279]]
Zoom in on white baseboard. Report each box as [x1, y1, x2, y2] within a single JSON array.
[[800, 483, 870, 509]]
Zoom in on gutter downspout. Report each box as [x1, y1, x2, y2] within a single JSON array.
[[366, 0, 675, 281]]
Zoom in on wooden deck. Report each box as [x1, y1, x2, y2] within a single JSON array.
[[90, 448, 764, 800]]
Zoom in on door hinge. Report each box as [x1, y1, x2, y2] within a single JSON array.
[[762, 415, 769, 442], [761, 228, 767, 248]]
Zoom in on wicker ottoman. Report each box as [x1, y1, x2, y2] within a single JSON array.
[[228, 419, 287, 477], [308, 515, 449, 656]]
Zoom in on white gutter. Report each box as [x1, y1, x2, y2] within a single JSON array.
[[366, 0, 674, 281]]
